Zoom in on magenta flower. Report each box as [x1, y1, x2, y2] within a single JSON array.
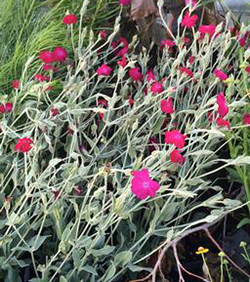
[[161, 98, 174, 114], [216, 117, 231, 130], [34, 74, 50, 82], [165, 130, 187, 149], [128, 95, 134, 107], [51, 108, 60, 117], [0, 104, 5, 114], [53, 47, 68, 62], [99, 30, 108, 40], [117, 56, 127, 67], [15, 137, 33, 153], [131, 168, 160, 200], [151, 82, 163, 94], [188, 56, 195, 64], [129, 67, 143, 81], [216, 92, 229, 117], [181, 12, 198, 29], [97, 64, 112, 76], [239, 37, 246, 47], [63, 14, 77, 25], [97, 99, 109, 107], [115, 37, 129, 57], [245, 66, 250, 74], [214, 68, 228, 81], [12, 80, 20, 89], [243, 114, 250, 125], [161, 39, 175, 49], [199, 25, 216, 37], [5, 103, 13, 112], [170, 149, 186, 165], [39, 51, 54, 64], [179, 67, 193, 78], [119, 0, 131, 6], [146, 69, 156, 82]]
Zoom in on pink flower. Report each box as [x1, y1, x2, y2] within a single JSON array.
[[114, 37, 129, 57], [119, 0, 131, 6], [214, 68, 228, 81], [34, 74, 50, 82], [207, 111, 216, 123], [216, 117, 231, 130], [199, 25, 216, 36], [165, 130, 187, 149], [170, 149, 186, 165], [39, 51, 54, 63], [161, 98, 174, 114], [151, 82, 163, 94], [146, 69, 156, 82], [216, 92, 229, 117], [97, 99, 109, 107], [0, 104, 5, 114], [183, 37, 191, 44], [51, 108, 60, 116], [52, 190, 61, 200], [179, 67, 193, 78], [5, 103, 13, 112], [75, 185, 82, 194], [12, 80, 20, 89], [53, 47, 68, 62], [99, 30, 107, 40], [245, 66, 250, 74], [181, 12, 198, 29], [97, 64, 112, 76], [0, 103, 13, 113], [129, 67, 143, 81], [15, 137, 33, 153], [63, 14, 77, 25], [239, 37, 246, 47], [243, 114, 250, 125], [161, 39, 175, 49], [117, 56, 127, 67], [128, 95, 134, 107], [131, 168, 160, 200], [188, 56, 195, 64]]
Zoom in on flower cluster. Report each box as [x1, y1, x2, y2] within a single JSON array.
[[15, 137, 33, 153], [0, 102, 13, 114], [39, 46, 68, 65]]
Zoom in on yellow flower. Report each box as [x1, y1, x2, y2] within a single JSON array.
[[195, 246, 209, 255]]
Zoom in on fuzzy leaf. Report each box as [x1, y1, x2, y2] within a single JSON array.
[[92, 245, 115, 257], [114, 251, 133, 267], [102, 261, 116, 282]]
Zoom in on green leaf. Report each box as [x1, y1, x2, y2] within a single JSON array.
[[28, 235, 50, 252], [14, 235, 49, 252], [101, 261, 116, 282], [92, 245, 115, 257], [82, 265, 98, 276], [237, 218, 250, 229], [6, 266, 22, 282], [127, 263, 153, 273], [114, 251, 132, 267], [59, 276, 68, 282]]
